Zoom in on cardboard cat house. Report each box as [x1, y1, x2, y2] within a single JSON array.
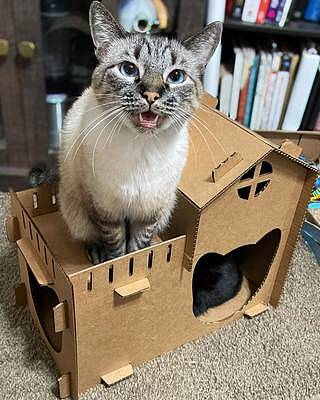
[[6, 94, 316, 399]]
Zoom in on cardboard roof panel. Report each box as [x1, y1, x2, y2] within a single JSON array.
[[179, 106, 274, 209], [179, 96, 316, 209]]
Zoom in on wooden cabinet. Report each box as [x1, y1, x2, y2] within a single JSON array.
[[0, 0, 48, 189], [0, 0, 206, 190]]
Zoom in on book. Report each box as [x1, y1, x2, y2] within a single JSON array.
[[290, 0, 308, 20], [229, 47, 244, 120], [275, 0, 287, 23], [237, 48, 256, 124], [260, 51, 282, 129], [266, 0, 281, 22], [241, 0, 261, 22], [243, 53, 260, 127], [219, 64, 233, 116], [282, 49, 320, 130], [300, 66, 320, 129], [256, 0, 271, 23], [252, 52, 273, 129], [226, 0, 235, 16], [304, 0, 320, 22], [279, 0, 294, 26], [232, 0, 245, 18], [268, 53, 291, 129], [279, 53, 300, 126], [250, 51, 268, 129]]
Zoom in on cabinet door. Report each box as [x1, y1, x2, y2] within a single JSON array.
[[12, 0, 48, 166], [0, 1, 30, 172]]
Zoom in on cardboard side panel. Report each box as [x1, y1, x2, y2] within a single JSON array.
[[194, 152, 307, 311], [16, 184, 58, 217], [270, 169, 317, 306], [70, 235, 241, 395]]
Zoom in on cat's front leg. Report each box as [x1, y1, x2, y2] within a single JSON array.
[[88, 218, 126, 264], [127, 220, 158, 254]]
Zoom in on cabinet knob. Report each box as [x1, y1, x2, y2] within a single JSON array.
[[0, 39, 9, 57], [18, 41, 36, 59]]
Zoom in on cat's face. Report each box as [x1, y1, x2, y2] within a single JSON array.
[[89, 1, 222, 134]]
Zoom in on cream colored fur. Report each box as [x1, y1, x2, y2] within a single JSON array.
[[59, 87, 189, 243]]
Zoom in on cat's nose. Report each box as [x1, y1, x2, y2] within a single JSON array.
[[143, 91, 160, 104]]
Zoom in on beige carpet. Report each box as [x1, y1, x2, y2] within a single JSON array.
[[0, 192, 319, 400]]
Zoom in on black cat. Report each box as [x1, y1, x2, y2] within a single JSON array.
[[193, 253, 243, 317]]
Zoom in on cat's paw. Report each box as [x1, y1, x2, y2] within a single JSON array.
[[86, 242, 108, 265]]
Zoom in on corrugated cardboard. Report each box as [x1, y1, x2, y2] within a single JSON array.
[[6, 93, 317, 399]]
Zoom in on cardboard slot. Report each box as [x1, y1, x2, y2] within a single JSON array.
[[21, 210, 26, 229], [51, 193, 57, 206], [28, 221, 33, 240], [108, 265, 114, 283], [32, 192, 39, 209], [44, 246, 48, 265], [192, 229, 281, 322], [166, 244, 172, 262], [87, 273, 93, 291], [27, 266, 62, 352], [129, 258, 134, 276], [36, 233, 40, 252], [148, 250, 154, 269]]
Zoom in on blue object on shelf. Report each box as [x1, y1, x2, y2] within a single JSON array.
[[301, 220, 320, 265], [304, 0, 320, 22], [118, 0, 158, 33]]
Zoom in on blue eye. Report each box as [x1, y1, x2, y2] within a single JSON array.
[[119, 61, 139, 78], [167, 69, 186, 84]]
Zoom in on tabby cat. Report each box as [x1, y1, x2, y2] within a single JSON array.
[[59, 1, 222, 264]]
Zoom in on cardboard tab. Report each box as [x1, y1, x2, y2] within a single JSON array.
[[17, 239, 53, 286], [212, 152, 243, 183], [280, 140, 303, 159], [101, 364, 133, 386], [115, 278, 150, 298], [5, 216, 20, 242], [58, 373, 71, 399], [244, 302, 269, 318], [53, 302, 68, 333], [15, 283, 27, 307]]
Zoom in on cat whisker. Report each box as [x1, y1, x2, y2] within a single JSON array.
[[91, 109, 126, 177], [70, 106, 124, 162]]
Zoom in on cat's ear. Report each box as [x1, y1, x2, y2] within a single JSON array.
[[182, 22, 222, 69], [89, 1, 126, 49]]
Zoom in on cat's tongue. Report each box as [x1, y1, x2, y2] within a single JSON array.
[[139, 111, 159, 128]]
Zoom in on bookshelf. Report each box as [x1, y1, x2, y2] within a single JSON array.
[[224, 18, 320, 39]]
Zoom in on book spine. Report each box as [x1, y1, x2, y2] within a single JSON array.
[[256, 0, 271, 23], [226, 0, 235, 16], [279, 0, 294, 26], [232, 0, 245, 18], [266, 0, 280, 22], [314, 112, 320, 130], [275, 0, 287, 22], [237, 71, 251, 124], [241, 0, 261, 22], [304, 0, 320, 22], [291, 0, 308, 20], [244, 55, 260, 126]]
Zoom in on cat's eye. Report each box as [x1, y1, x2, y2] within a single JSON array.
[[119, 61, 139, 78], [167, 69, 186, 84]]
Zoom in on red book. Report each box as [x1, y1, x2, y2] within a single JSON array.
[[256, 0, 271, 23], [226, 0, 234, 16], [237, 71, 251, 124]]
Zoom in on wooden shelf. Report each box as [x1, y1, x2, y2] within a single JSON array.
[[224, 18, 320, 39]]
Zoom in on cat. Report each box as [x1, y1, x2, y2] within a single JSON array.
[[193, 253, 243, 317], [58, 1, 222, 264]]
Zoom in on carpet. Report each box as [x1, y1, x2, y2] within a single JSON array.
[[0, 192, 319, 400]]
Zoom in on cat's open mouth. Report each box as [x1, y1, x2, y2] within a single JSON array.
[[132, 111, 161, 129]]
